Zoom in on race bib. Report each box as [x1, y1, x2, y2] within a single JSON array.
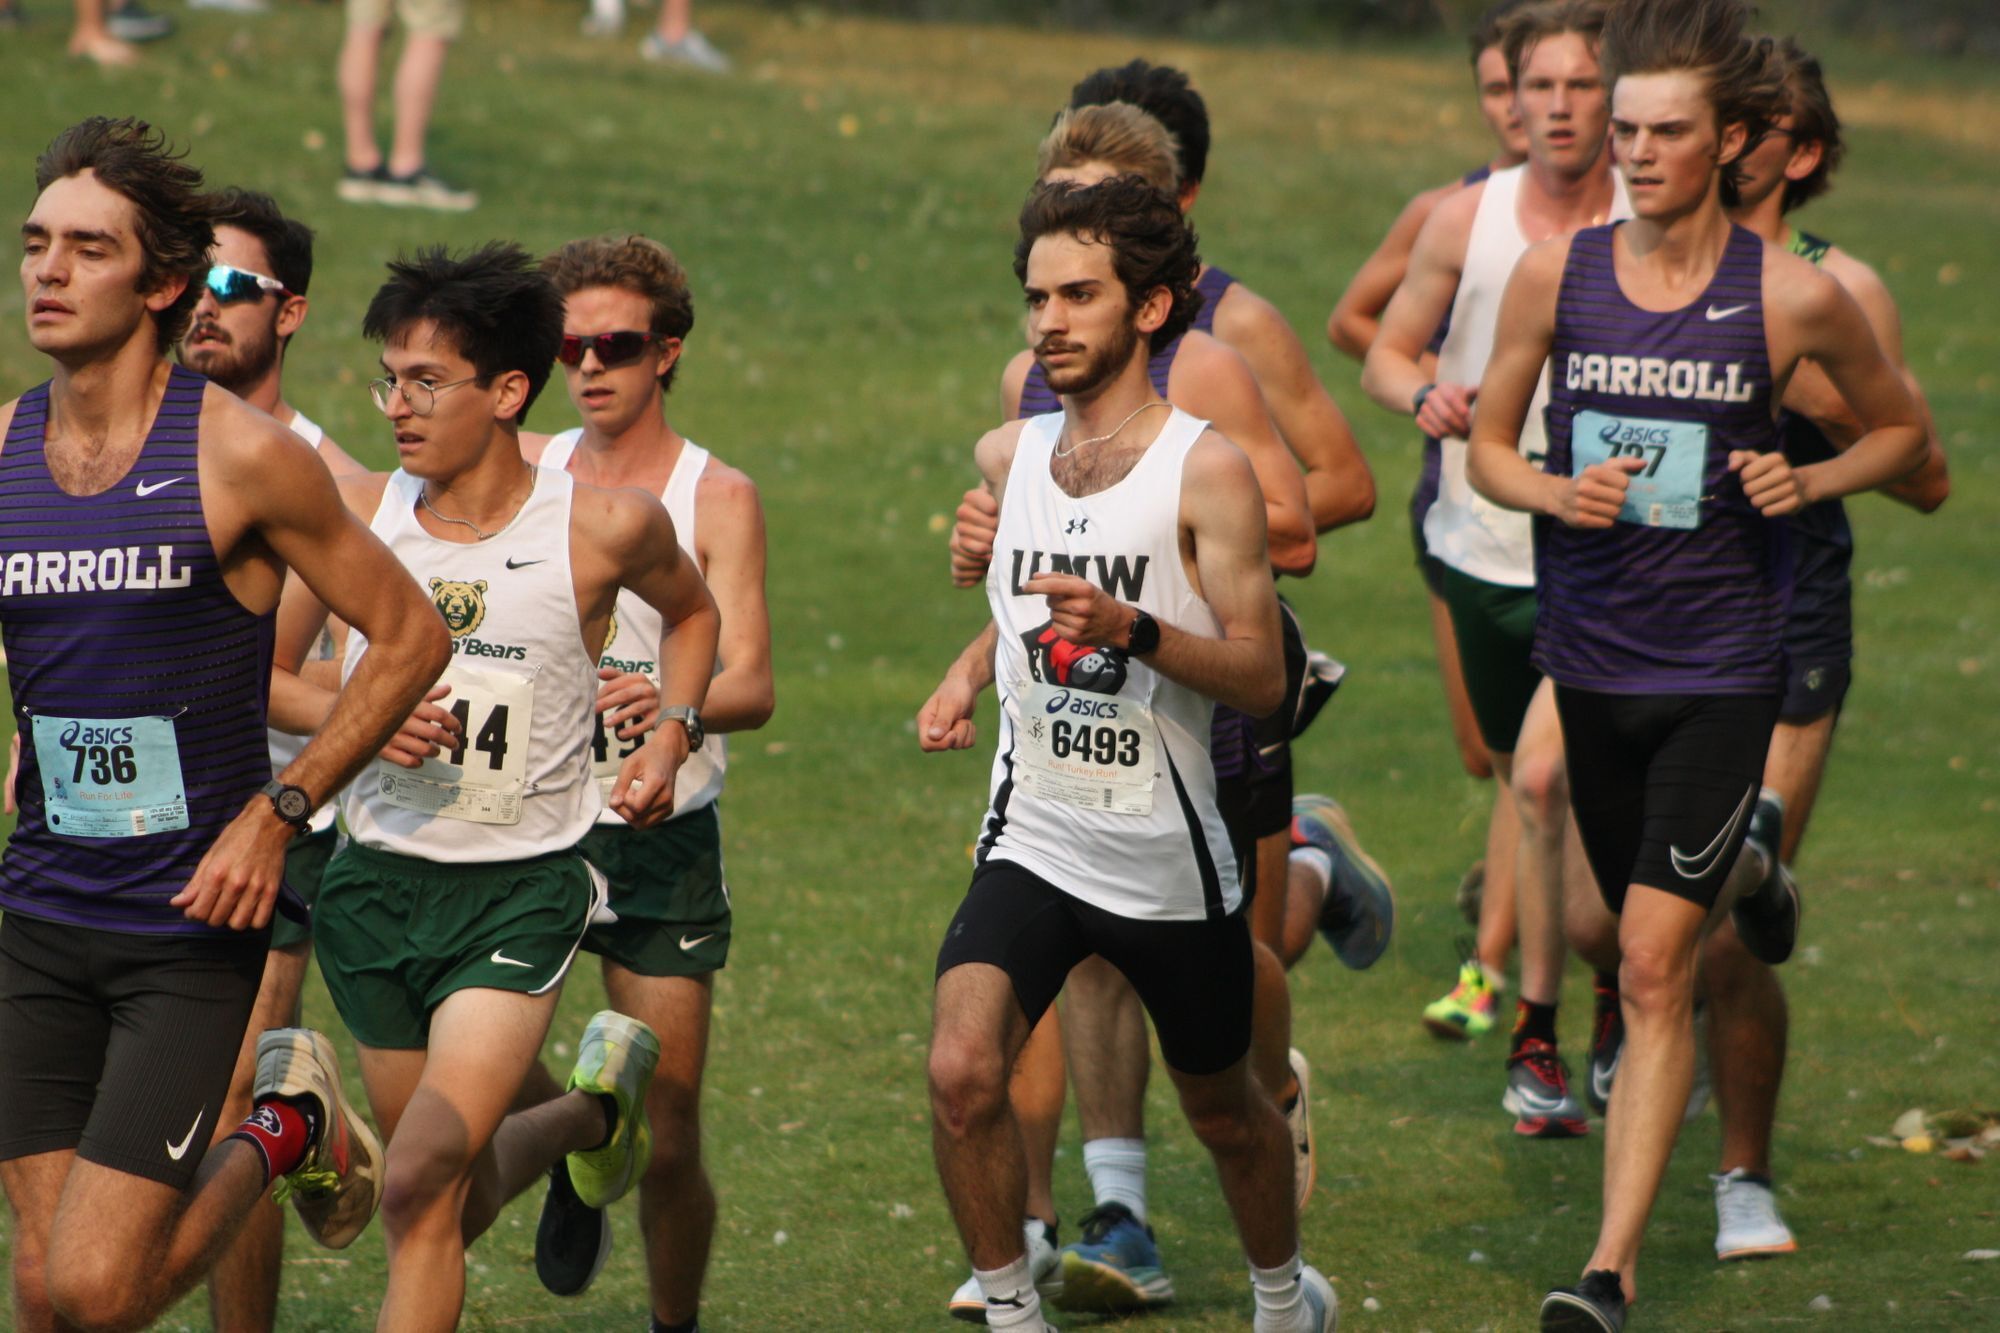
[[376, 660, 535, 825], [589, 689, 651, 799], [1014, 680, 1158, 816], [30, 713, 190, 838], [1572, 409, 1708, 530]]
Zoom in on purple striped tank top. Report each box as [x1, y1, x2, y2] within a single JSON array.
[[1017, 265, 1235, 418], [0, 367, 278, 934], [1535, 223, 1787, 695]]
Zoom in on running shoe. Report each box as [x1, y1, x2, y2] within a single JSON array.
[[564, 1010, 660, 1209], [1293, 793, 1394, 969], [257, 1028, 383, 1249], [947, 1219, 1063, 1323], [1054, 1203, 1173, 1313], [1299, 1263, 1339, 1331], [534, 1158, 610, 1296], [639, 28, 731, 72], [1541, 1269, 1626, 1331], [372, 167, 478, 212], [337, 165, 389, 204], [1713, 1168, 1797, 1260], [1423, 955, 1498, 1040], [1285, 1047, 1316, 1212], [1585, 978, 1622, 1115], [105, 1, 171, 40], [1731, 788, 1798, 963], [1456, 858, 1485, 927], [1503, 1039, 1589, 1138]]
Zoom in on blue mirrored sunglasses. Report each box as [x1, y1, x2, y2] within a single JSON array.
[[205, 264, 289, 305]]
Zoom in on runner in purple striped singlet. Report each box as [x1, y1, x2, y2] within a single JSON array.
[[173, 187, 375, 1333], [0, 117, 448, 1333], [1459, 4, 1927, 1324], [1688, 36, 1951, 1269]]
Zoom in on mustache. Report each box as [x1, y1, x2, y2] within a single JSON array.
[[1035, 338, 1083, 357], [188, 323, 230, 346]]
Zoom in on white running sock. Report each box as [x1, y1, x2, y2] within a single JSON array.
[[588, 0, 621, 21], [1290, 846, 1334, 897], [975, 1254, 1043, 1329], [1082, 1137, 1147, 1222], [1250, 1252, 1310, 1332]]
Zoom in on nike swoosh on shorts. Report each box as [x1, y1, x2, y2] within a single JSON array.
[[1669, 785, 1755, 880]]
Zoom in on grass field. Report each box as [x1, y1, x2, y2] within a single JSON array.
[[1, 2, 1997, 1328]]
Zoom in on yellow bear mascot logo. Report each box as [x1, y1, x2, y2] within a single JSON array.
[[429, 577, 488, 638]]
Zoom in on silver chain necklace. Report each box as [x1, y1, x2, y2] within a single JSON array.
[[1054, 399, 1170, 459], [419, 465, 537, 541]]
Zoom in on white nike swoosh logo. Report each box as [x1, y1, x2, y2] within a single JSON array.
[[490, 949, 534, 968], [1705, 304, 1750, 322], [679, 933, 715, 951], [1591, 1053, 1619, 1106], [135, 477, 185, 496], [166, 1109, 204, 1160], [1512, 1087, 1570, 1115], [1669, 785, 1756, 880]]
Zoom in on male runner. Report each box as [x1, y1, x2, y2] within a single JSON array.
[[1459, 1, 1924, 1322], [274, 241, 723, 1332], [0, 116, 446, 1333], [1328, 0, 1531, 968], [1363, 0, 1626, 1135], [175, 184, 372, 1333], [516, 233, 774, 1332], [1693, 35, 1946, 1264], [919, 173, 1336, 1333]]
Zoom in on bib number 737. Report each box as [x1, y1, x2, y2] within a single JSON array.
[[376, 660, 536, 824]]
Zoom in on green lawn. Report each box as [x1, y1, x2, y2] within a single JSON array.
[[1, 3, 1997, 1328]]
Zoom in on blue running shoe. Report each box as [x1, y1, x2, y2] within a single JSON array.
[[1055, 1203, 1173, 1313], [1293, 793, 1395, 969]]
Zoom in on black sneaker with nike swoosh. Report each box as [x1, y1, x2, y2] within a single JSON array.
[[1541, 1269, 1627, 1331]]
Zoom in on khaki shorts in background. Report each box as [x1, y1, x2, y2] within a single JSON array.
[[347, 0, 464, 41]]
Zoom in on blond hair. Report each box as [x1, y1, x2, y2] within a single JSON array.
[[1035, 103, 1181, 195]]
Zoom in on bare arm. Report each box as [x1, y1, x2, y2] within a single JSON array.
[[1214, 285, 1376, 531], [1024, 436, 1282, 717], [1172, 335, 1316, 576], [1362, 187, 1480, 440], [1328, 182, 1455, 361], [692, 467, 775, 733], [916, 621, 999, 752], [1814, 253, 1948, 512]]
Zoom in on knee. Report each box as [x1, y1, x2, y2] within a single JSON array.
[[1182, 1098, 1261, 1159], [1510, 753, 1568, 828], [641, 1093, 705, 1188], [46, 1250, 146, 1333], [1619, 941, 1696, 1017], [378, 1144, 471, 1237], [928, 1034, 1009, 1137]]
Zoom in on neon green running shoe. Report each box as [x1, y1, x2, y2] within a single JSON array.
[[564, 1010, 661, 1209], [1423, 958, 1498, 1041], [257, 1027, 384, 1250]]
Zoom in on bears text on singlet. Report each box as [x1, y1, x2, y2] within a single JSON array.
[[1006, 549, 1149, 600], [0, 545, 194, 596], [1563, 353, 1757, 403]]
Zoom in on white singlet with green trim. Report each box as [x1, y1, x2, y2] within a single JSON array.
[[341, 466, 601, 861]]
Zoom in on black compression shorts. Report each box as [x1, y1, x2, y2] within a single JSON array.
[[1555, 688, 1780, 914], [935, 859, 1253, 1076]]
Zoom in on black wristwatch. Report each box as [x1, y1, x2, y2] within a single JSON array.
[[1126, 608, 1161, 657], [260, 780, 314, 834], [1411, 382, 1438, 418], [659, 706, 705, 752]]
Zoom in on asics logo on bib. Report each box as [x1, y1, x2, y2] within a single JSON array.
[[0, 545, 193, 596], [1043, 690, 1124, 720], [1007, 548, 1149, 600], [1564, 352, 1757, 403], [57, 721, 135, 747], [1596, 419, 1675, 448], [429, 577, 489, 637]]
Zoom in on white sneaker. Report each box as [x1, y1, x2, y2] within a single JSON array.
[[1713, 1168, 1797, 1260], [1285, 1048, 1316, 1211], [1299, 1263, 1339, 1331], [639, 27, 730, 72], [947, 1220, 1063, 1323]]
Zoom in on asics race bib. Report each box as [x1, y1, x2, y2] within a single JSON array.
[[1572, 409, 1707, 530], [30, 712, 190, 838], [376, 660, 536, 825], [1014, 680, 1159, 816]]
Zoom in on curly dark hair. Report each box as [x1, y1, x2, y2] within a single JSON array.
[[212, 187, 315, 298], [1069, 59, 1209, 187], [1013, 176, 1202, 354], [542, 234, 696, 392], [34, 117, 229, 353], [362, 242, 564, 426]]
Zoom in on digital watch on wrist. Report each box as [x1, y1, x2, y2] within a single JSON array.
[[659, 706, 705, 752], [260, 780, 314, 834], [1126, 608, 1161, 657]]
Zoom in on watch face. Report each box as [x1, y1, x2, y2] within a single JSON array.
[[277, 789, 311, 822]]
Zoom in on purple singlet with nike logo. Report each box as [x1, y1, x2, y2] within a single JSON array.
[[0, 367, 277, 934], [1537, 223, 1787, 695]]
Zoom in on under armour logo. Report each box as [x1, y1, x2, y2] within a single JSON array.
[[1065, 517, 1089, 534]]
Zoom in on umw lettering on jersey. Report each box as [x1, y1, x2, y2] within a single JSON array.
[[1008, 549, 1150, 600], [1564, 353, 1756, 403], [452, 637, 528, 661], [0, 545, 193, 596]]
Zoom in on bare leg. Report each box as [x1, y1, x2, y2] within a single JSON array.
[[2, 1151, 73, 1333], [385, 33, 450, 178], [1164, 1056, 1296, 1267], [1063, 955, 1148, 1143], [1564, 816, 1622, 974], [1475, 785, 1521, 977], [1010, 1007, 1065, 1226], [338, 21, 387, 172], [931, 963, 1036, 1271], [653, 0, 689, 42], [68, 0, 140, 65], [207, 944, 310, 1333], [1247, 829, 1295, 1100], [604, 966, 719, 1327], [1428, 588, 1494, 781], [1587, 886, 1709, 1301], [1510, 681, 1570, 1009]]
